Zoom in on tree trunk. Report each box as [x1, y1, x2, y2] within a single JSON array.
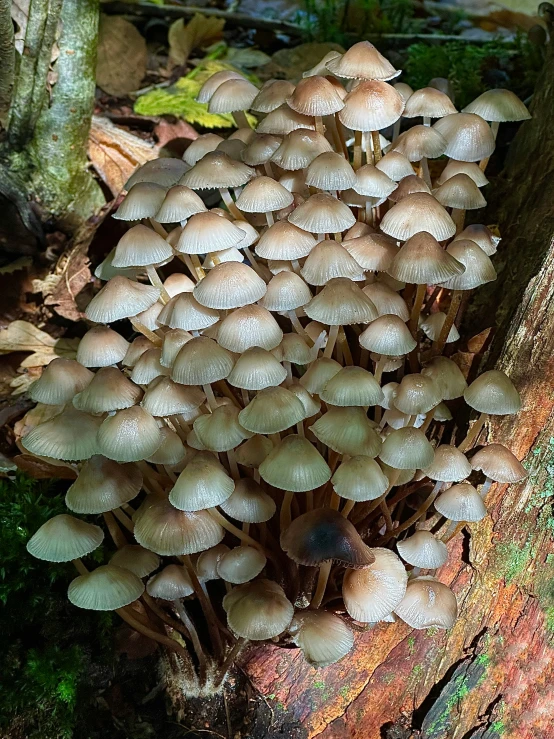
[[231, 31, 554, 739]]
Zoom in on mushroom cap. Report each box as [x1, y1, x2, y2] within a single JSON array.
[[421, 356, 468, 400], [183, 133, 224, 165], [65, 455, 142, 514], [470, 443, 528, 483], [288, 382, 321, 417], [304, 277, 378, 325], [299, 356, 341, 394], [256, 105, 315, 135], [168, 451, 235, 511], [234, 434, 273, 469], [434, 482, 486, 521], [434, 173, 487, 210], [343, 547, 408, 622], [379, 427, 435, 469], [397, 531, 448, 569], [286, 75, 345, 116], [241, 133, 282, 166], [239, 386, 306, 435], [134, 495, 224, 555], [260, 271, 312, 312], [220, 478, 276, 523], [436, 160, 489, 188], [235, 176, 294, 213], [196, 70, 245, 104], [130, 348, 169, 385], [193, 261, 267, 309], [172, 336, 235, 385], [387, 231, 464, 285], [271, 128, 331, 170], [422, 445, 471, 483], [193, 405, 251, 452], [433, 113, 496, 162], [381, 193, 456, 242], [72, 367, 142, 414], [326, 41, 400, 81], [392, 373, 443, 415], [301, 240, 364, 286], [391, 125, 447, 161], [463, 369, 521, 415], [403, 87, 457, 119], [359, 314, 416, 356], [85, 276, 160, 323], [251, 79, 295, 113], [339, 81, 404, 131], [29, 358, 93, 406], [353, 164, 396, 198], [310, 406, 382, 457], [420, 312, 460, 344], [208, 78, 258, 114], [27, 514, 104, 562], [97, 406, 162, 462], [342, 232, 398, 272], [196, 543, 231, 582], [453, 224, 499, 256], [394, 576, 457, 629], [320, 365, 384, 407], [289, 611, 354, 667], [259, 434, 331, 492], [332, 455, 389, 501], [227, 346, 287, 390], [217, 546, 267, 584], [223, 579, 294, 640], [216, 305, 283, 353], [68, 565, 144, 611], [441, 239, 496, 290], [110, 545, 160, 579], [289, 193, 356, 234], [147, 564, 194, 599], [141, 376, 205, 417], [375, 150, 414, 181], [125, 158, 188, 189], [388, 174, 431, 203], [281, 508, 375, 567], [145, 427, 188, 466], [175, 212, 245, 256], [255, 220, 316, 261], [180, 151, 255, 190], [306, 152, 356, 191], [22, 407, 101, 461], [122, 336, 155, 368], [112, 224, 173, 268], [363, 282, 409, 321], [77, 326, 130, 368], [462, 88, 530, 122]]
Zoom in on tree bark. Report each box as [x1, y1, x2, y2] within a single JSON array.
[[0, 0, 15, 121], [232, 30, 554, 739]]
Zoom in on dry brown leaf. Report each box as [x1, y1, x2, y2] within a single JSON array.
[[467, 327, 492, 354], [12, 454, 78, 480], [0, 320, 79, 369], [154, 118, 198, 148], [10, 370, 41, 395], [96, 15, 148, 97], [13, 403, 64, 442], [44, 245, 92, 322], [88, 115, 158, 195], [168, 13, 225, 67]]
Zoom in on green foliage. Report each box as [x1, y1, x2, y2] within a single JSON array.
[[404, 36, 541, 108], [135, 59, 259, 129], [0, 474, 112, 738]]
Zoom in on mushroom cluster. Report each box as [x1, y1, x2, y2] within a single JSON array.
[[25, 42, 530, 683]]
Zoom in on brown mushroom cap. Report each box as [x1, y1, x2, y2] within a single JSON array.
[[289, 611, 354, 668], [326, 41, 400, 81], [464, 370, 521, 415], [281, 508, 375, 567], [470, 443, 528, 483]]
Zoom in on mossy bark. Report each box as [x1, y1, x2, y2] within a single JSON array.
[[4, 0, 104, 231]]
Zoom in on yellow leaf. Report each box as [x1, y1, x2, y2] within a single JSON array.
[[0, 320, 80, 369], [168, 13, 225, 67]]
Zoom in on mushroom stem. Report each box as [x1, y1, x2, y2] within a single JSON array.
[[180, 554, 224, 658], [137, 461, 167, 494], [380, 500, 394, 531], [329, 490, 341, 510], [227, 448, 240, 479], [72, 558, 88, 575], [173, 599, 208, 683], [232, 110, 251, 129], [420, 157, 431, 187], [243, 246, 269, 280], [353, 130, 363, 170], [214, 637, 247, 687], [371, 130, 382, 164], [423, 116, 431, 127], [392, 118, 401, 141], [314, 115, 325, 135], [208, 508, 269, 555], [203, 383, 218, 412], [142, 593, 191, 639], [374, 355, 387, 385], [288, 309, 311, 342], [130, 319, 163, 346], [145, 266, 171, 304], [339, 329, 353, 365], [451, 207, 466, 234], [148, 218, 168, 238], [280, 490, 294, 531], [323, 324, 340, 359], [310, 560, 332, 609], [480, 477, 493, 499], [112, 506, 134, 533], [376, 480, 443, 544], [442, 520, 465, 543], [265, 210, 275, 226], [116, 606, 192, 663], [190, 254, 206, 281], [334, 113, 349, 158], [432, 289, 463, 356], [458, 412, 488, 452], [341, 499, 355, 518], [410, 283, 426, 337], [419, 406, 437, 435], [219, 188, 244, 220], [103, 511, 127, 548], [479, 121, 499, 171], [263, 161, 275, 178], [175, 252, 200, 283]]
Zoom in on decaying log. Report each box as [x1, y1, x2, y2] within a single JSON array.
[[233, 33, 554, 739]]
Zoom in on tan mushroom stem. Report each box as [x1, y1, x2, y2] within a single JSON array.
[[129, 319, 163, 346], [334, 113, 349, 158], [203, 383, 218, 411], [323, 324, 341, 359], [373, 355, 388, 385], [314, 115, 325, 136], [112, 507, 134, 533], [145, 266, 171, 304], [214, 637, 247, 688], [432, 289, 463, 356], [353, 131, 363, 170], [442, 520, 466, 543], [103, 511, 127, 548], [148, 218, 168, 238], [117, 605, 192, 662], [458, 412, 488, 452], [219, 187, 244, 220], [175, 252, 201, 283], [232, 110, 251, 130], [376, 480, 444, 545], [410, 284, 427, 337], [280, 491, 295, 531], [72, 558, 88, 576], [173, 599, 208, 681], [288, 310, 312, 342], [179, 554, 224, 658], [451, 207, 466, 234], [371, 131, 382, 164], [310, 560, 332, 609], [208, 507, 269, 555], [420, 157, 431, 187], [479, 121, 500, 171], [142, 593, 191, 639]]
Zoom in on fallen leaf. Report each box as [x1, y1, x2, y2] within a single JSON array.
[[13, 402, 64, 442], [467, 327, 493, 354], [88, 115, 158, 195], [9, 370, 40, 395], [224, 47, 271, 69], [168, 13, 225, 67], [44, 245, 92, 322], [0, 320, 79, 368], [12, 454, 78, 480], [96, 15, 148, 97], [154, 118, 198, 148]]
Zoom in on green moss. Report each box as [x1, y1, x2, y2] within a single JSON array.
[[407, 635, 416, 654], [494, 539, 534, 584], [313, 679, 326, 689], [339, 685, 350, 699]]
